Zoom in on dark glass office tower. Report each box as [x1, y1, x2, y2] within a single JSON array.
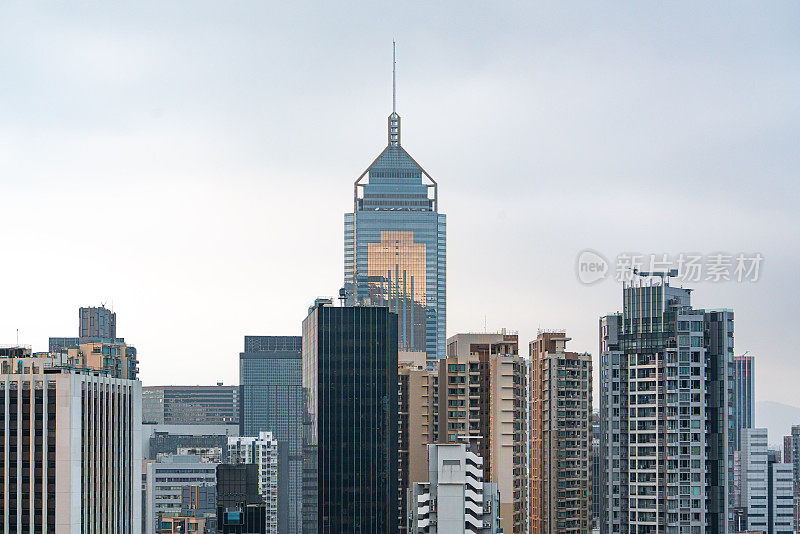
[[239, 335, 303, 533], [301, 299, 399, 533]]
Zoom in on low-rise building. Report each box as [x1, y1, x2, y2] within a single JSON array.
[[145, 455, 217, 534]]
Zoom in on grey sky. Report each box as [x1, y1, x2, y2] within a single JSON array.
[[1, 2, 798, 407]]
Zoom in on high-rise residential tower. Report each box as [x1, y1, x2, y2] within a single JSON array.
[[733, 354, 755, 450], [598, 276, 735, 534], [436, 332, 528, 534], [301, 299, 399, 533], [344, 48, 446, 365], [239, 335, 303, 533], [528, 331, 592, 534]]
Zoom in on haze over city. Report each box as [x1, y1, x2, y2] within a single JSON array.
[[2, 0, 798, 422]]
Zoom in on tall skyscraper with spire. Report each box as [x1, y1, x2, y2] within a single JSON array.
[[344, 44, 446, 364]]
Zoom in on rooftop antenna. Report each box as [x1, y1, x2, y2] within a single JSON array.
[[388, 41, 401, 146], [392, 40, 397, 114]]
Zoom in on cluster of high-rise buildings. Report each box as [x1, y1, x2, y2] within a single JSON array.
[[1, 72, 798, 534]]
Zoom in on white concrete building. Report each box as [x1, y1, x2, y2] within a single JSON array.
[[0, 347, 142, 532], [228, 431, 279, 533], [144, 455, 217, 534], [408, 443, 500, 533], [741, 428, 795, 534]]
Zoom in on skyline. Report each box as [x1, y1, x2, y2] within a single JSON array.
[[2, 1, 799, 415]]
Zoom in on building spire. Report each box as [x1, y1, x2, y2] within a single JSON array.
[[392, 40, 396, 113], [388, 40, 401, 147]]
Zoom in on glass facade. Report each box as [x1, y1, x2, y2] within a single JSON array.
[[344, 115, 446, 365], [239, 335, 303, 534], [302, 303, 399, 533], [142, 385, 239, 425]]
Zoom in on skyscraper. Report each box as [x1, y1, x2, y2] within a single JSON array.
[[344, 47, 446, 365], [733, 354, 755, 450], [0, 346, 142, 532], [528, 331, 592, 534], [301, 299, 399, 533], [598, 276, 735, 534], [239, 335, 303, 533], [437, 332, 528, 534]]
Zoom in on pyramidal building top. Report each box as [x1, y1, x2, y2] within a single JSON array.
[[353, 41, 438, 213]]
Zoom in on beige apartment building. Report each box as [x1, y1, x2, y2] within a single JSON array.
[[432, 332, 528, 534], [529, 331, 592, 534], [398, 351, 431, 532]]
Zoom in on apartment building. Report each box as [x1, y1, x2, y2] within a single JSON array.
[[436, 332, 528, 534], [529, 331, 592, 534]]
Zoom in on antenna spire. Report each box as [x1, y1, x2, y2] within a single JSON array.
[[392, 40, 396, 113], [388, 40, 401, 146]]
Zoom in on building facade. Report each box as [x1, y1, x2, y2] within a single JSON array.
[[48, 305, 139, 379], [158, 516, 207, 533], [528, 331, 592, 534], [344, 101, 446, 365], [0, 347, 141, 532], [782, 425, 800, 534], [740, 428, 795, 534], [408, 443, 501, 533], [142, 384, 239, 425], [734, 354, 755, 450], [436, 332, 528, 534], [216, 464, 267, 534], [399, 352, 432, 532], [78, 305, 117, 339], [598, 278, 735, 534], [227, 432, 280, 534], [143, 423, 238, 460], [145, 455, 218, 534], [302, 300, 399, 533], [239, 335, 303, 533]]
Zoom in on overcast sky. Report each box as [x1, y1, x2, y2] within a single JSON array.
[[1, 2, 798, 408]]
